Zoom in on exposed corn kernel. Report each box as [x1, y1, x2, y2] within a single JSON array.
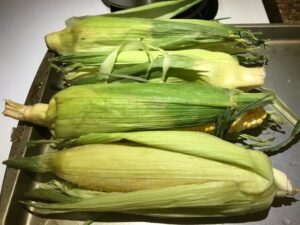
[[184, 107, 267, 134]]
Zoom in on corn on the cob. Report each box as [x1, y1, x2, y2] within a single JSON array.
[[3, 83, 273, 139], [25, 106, 268, 150], [53, 48, 266, 90], [45, 16, 266, 61], [3, 131, 299, 216]]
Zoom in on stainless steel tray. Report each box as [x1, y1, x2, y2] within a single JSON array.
[[0, 24, 299, 225]]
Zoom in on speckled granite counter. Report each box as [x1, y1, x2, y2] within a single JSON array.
[[276, 0, 300, 23]]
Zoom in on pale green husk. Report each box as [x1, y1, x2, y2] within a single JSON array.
[[4, 131, 284, 216], [65, 0, 203, 26], [51, 48, 266, 89], [45, 16, 266, 58]]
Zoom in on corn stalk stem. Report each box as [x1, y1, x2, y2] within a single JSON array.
[[3, 99, 49, 127]]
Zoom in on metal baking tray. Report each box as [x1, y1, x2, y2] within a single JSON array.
[[0, 24, 299, 225]]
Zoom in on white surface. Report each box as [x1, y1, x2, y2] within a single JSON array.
[[216, 0, 269, 24], [0, 0, 110, 192], [0, 0, 269, 192]]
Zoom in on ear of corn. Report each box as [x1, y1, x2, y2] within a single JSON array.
[[45, 16, 266, 60], [3, 83, 273, 139], [53, 48, 266, 90], [49, 107, 268, 149], [3, 131, 298, 216]]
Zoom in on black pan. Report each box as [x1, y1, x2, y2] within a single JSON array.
[[102, 0, 219, 19]]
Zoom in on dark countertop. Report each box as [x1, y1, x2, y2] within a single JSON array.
[[276, 0, 300, 23]]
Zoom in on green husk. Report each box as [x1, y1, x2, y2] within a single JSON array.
[[259, 121, 300, 154], [107, 0, 203, 19], [51, 47, 266, 89], [45, 16, 266, 58], [66, 0, 203, 26], [24, 189, 80, 203], [29, 180, 107, 200], [4, 131, 298, 216], [23, 182, 276, 216], [3, 83, 273, 139], [49, 115, 300, 154]]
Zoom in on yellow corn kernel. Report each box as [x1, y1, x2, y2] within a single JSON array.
[[183, 107, 267, 134]]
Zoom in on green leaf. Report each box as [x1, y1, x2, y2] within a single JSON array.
[[107, 0, 203, 19], [259, 120, 300, 154], [24, 189, 80, 203], [99, 40, 153, 79]]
